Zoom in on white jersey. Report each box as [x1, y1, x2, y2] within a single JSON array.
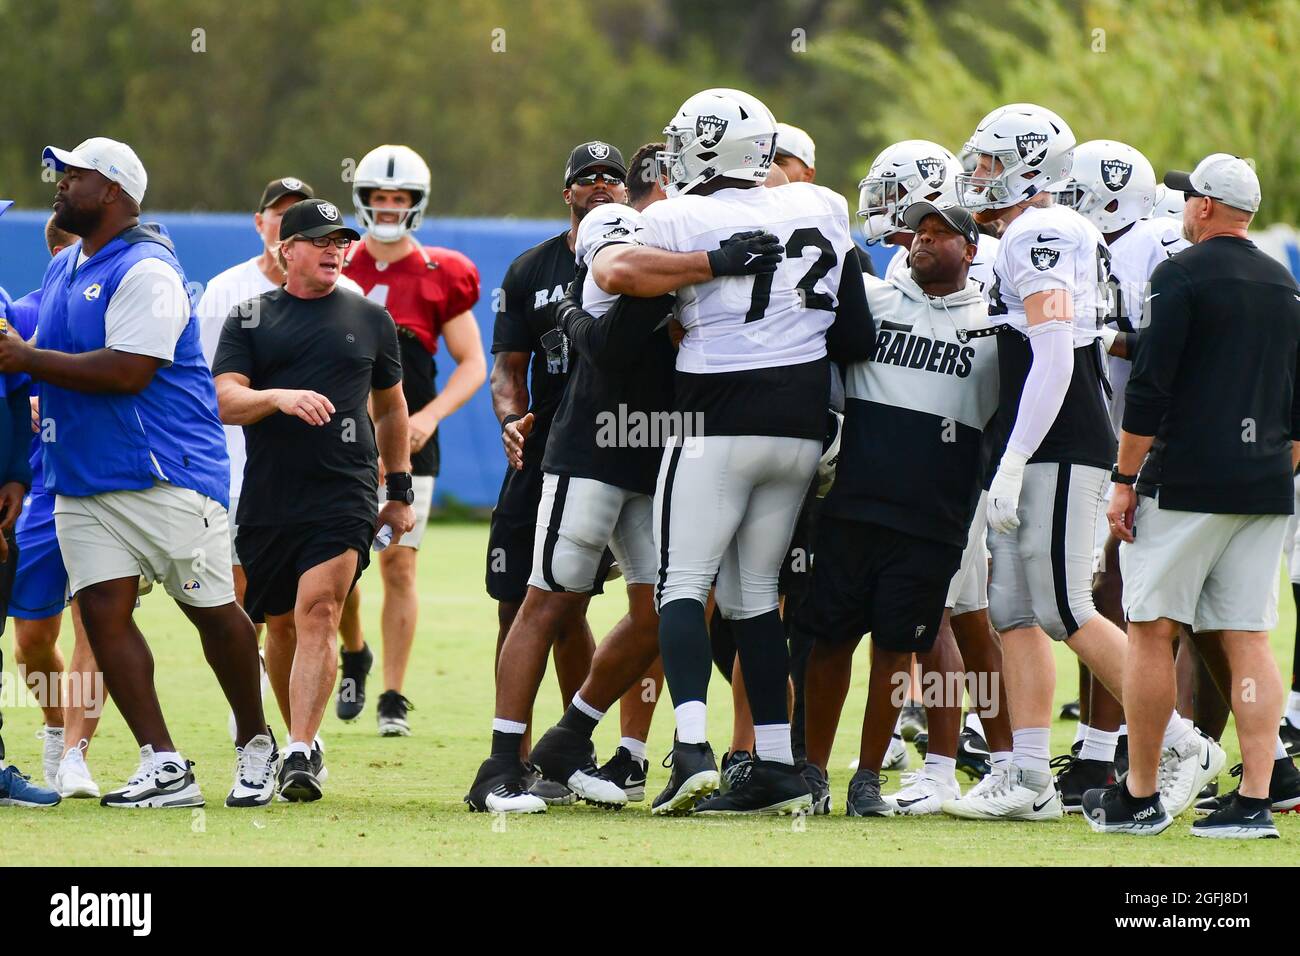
[[883, 233, 1000, 302], [635, 182, 856, 374], [1102, 216, 1189, 430], [575, 202, 643, 320], [988, 203, 1106, 347], [197, 256, 359, 498]]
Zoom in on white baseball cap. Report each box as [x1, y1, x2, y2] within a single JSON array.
[[775, 122, 816, 170], [42, 137, 148, 205], [1163, 153, 1260, 214]]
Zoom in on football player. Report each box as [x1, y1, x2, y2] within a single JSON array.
[[596, 88, 875, 815], [340, 145, 487, 736], [943, 104, 1219, 821]]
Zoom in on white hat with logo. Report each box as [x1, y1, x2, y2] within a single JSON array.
[[1163, 153, 1260, 214], [42, 137, 148, 205]]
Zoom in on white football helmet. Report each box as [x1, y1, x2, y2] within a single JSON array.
[[658, 88, 777, 197], [352, 144, 432, 242], [957, 103, 1076, 212], [1054, 140, 1155, 233], [816, 409, 845, 498], [858, 140, 961, 243], [1151, 184, 1186, 220]]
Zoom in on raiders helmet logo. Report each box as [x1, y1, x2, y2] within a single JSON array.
[[916, 157, 946, 187], [1031, 247, 1061, 271], [1100, 159, 1133, 192], [587, 141, 611, 160], [695, 114, 730, 149], [318, 202, 340, 221], [281, 177, 303, 190], [1016, 131, 1049, 167]]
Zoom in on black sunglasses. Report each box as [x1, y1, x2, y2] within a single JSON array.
[[570, 172, 624, 187], [293, 236, 352, 249]]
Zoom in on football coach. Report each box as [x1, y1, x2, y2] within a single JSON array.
[[1097, 154, 1300, 839]]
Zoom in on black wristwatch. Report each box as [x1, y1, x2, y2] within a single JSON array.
[[1110, 465, 1138, 486], [386, 471, 415, 505]]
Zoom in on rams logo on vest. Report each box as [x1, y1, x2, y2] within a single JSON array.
[[83, 283, 102, 301]]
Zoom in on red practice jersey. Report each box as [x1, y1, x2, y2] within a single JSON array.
[[343, 241, 481, 354]]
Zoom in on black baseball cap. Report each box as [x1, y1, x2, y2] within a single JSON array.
[[259, 176, 314, 211], [278, 198, 361, 241], [903, 200, 980, 245], [564, 141, 627, 186]]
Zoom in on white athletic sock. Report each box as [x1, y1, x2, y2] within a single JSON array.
[[1276, 736, 1288, 760], [1081, 726, 1119, 763], [965, 711, 985, 738], [990, 751, 1013, 772], [571, 693, 605, 722], [923, 753, 958, 785], [754, 723, 793, 765], [285, 741, 311, 757], [620, 737, 647, 762], [1118, 723, 1128, 737], [1162, 712, 1193, 749], [1287, 691, 1300, 724], [492, 717, 528, 736], [674, 701, 708, 744], [153, 750, 184, 765], [1073, 722, 1090, 747], [1012, 727, 1051, 776]]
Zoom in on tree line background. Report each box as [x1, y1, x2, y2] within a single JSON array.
[[2, 0, 1297, 224]]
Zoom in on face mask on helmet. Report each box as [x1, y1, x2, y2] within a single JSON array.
[[354, 188, 427, 243]]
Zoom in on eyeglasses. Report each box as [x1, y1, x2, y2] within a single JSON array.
[[292, 236, 352, 248], [570, 172, 624, 187]]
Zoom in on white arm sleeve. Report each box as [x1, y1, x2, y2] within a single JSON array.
[[1005, 319, 1074, 459], [104, 258, 190, 364]]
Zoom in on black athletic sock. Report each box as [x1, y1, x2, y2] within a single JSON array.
[[1292, 583, 1300, 693], [732, 609, 790, 727], [491, 730, 524, 758], [1235, 794, 1270, 812], [709, 603, 736, 683], [1121, 780, 1160, 807], [787, 608, 814, 764], [659, 598, 712, 707], [557, 703, 598, 738]]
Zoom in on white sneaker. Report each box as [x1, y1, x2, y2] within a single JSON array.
[[227, 734, 280, 807], [962, 764, 1007, 801], [941, 765, 1062, 820], [101, 746, 204, 809], [56, 739, 100, 799], [39, 726, 65, 788], [1159, 730, 1226, 818], [885, 771, 960, 815], [882, 733, 909, 771]]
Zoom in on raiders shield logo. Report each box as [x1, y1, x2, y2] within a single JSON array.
[[587, 141, 611, 160], [1100, 159, 1133, 192], [1016, 131, 1049, 167], [1031, 246, 1061, 271], [916, 157, 946, 187], [281, 177, 303, 190], [695, 114, 730, 149], [318, 202, 340, 221]]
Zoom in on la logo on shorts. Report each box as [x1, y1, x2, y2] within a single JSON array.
[[182, 579, 201, 591]]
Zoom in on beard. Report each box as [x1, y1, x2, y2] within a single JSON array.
[[53, 199, 102, 237]]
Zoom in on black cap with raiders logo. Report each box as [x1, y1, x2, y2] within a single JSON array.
[[564, 141, 627, 186], [259, 176, 314, 212], [278, 198, 361, 241]]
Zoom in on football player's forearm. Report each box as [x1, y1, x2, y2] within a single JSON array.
[[489, 359, 529, 423], [594, 246, 712, 297]]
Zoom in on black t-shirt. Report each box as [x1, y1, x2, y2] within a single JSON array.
[[492, 232, 576, 459], [395, 327, 440, 477], [212, 286, 403, 527]]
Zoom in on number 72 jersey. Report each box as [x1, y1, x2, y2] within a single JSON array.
[[634, 182, 856, 374]]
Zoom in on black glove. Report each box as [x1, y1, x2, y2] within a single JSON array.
[[553, 273, 587, 338], [707, 230, 784, 278]]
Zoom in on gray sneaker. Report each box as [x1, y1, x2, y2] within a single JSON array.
[[846, 768, 893, 817]]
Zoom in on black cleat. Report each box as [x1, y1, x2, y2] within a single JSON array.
[[801, 762, 831, 815], [278, 752, 322, 803], [694, 758, 812, 815], [336, 644, 373, 721], [1195, 758, 1300, 815], [1059, 699, 1080, 721], [898, 702, 927, 741], [1197, 779, 1219, 801], [1280, 717, 1300, 759], [1192, 794, 1279, 839], [651, 739, 719, 816], [1051, 753, 1116, 813], [913, 732, 929, 759], [956, 727, 991, 780], [464, 754, 546, 813], [376, 690, 413, 737], [846, 768, 893, 817], [596, 747, 647, 802], [529, 726, 626, 807], [721, 750, 753, 792], [1081, 782, 1171, 835]]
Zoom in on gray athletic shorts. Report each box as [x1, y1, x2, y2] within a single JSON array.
[[1284, 473, 1300, 585], [1120, 494, 1288, 632], [947, 490, 990, 615], [654, 433, 820, 619], [987, 461, 1106, 641], [529, 473, 656, 593]]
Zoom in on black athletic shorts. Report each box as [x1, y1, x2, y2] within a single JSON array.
[[803, 516, 961, 653], [237, 517, 373, 623], [485, 462, 610, 604], [778, 478, 819, 599]]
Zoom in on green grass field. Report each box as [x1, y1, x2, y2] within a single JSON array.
[[3, 522, 1297, 866]]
